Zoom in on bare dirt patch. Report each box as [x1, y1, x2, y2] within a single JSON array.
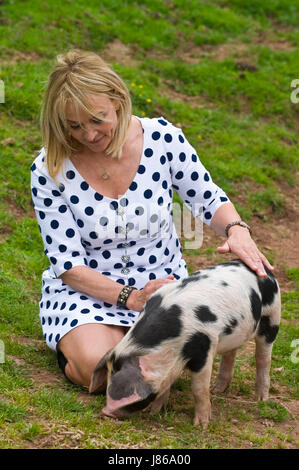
[[103, 38, 139, 67]]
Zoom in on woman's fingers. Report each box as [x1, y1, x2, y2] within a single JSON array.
[[218, 233, 273, 278]]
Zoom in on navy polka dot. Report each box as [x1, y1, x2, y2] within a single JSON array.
[[85, 207, 94, 216], [51, 220, 59, 229], [81, 182, 89, 190], [175, 171, 184, 180], [152, 132, 160, 140], [138, 165, 146, 174], [145, 148, 153, 158], [158, 119, 168, 126], [70, 195, 79, 204], [66, 228, 75, 238], [59, 205, 67, 213], [66, 170, 75, 180], [144, 189, 152, 199], [44, 198, 52, 207], [64, 261, 73, 270], [95, 316, 104, 321]]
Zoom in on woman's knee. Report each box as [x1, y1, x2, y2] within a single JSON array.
[[60, 348, 106, 389]]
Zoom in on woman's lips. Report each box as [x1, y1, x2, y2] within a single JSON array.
[[90, 136, 104, 145]]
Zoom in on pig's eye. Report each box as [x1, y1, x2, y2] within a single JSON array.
[[113, 359, 123, 372]]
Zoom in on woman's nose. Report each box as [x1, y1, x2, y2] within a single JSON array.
[[84, 126, 99, 142]]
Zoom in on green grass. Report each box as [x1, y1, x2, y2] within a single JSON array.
[[0, 0, 298, 449]]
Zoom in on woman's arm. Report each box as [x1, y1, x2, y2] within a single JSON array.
[[60, 266, 175, 312], [60, 266, 124, 305], [210, 202, 273, 277]]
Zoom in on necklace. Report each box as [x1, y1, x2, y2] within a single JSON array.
[[97, 157, 111, 180], [101, 169, 110, 180]]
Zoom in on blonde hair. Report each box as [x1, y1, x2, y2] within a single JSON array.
[[40, 49, 132, 180]]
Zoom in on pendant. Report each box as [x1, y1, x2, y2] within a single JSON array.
[[102, 172, 110, 180]]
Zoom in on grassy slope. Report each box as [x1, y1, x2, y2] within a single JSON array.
[[0, 0, 298, 449]]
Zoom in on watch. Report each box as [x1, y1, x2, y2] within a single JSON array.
[[225, 220, 252, 237]]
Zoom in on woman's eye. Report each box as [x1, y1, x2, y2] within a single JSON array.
[[69, 119, 102, 130]]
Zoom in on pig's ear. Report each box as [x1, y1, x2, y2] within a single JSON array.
[[89, 350, 111, 394]]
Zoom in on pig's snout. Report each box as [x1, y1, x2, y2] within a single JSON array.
[[102, 391, 143, 419], [102, 405, 125, 419]]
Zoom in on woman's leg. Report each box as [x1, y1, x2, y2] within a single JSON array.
[[57, 324, 129, 390]]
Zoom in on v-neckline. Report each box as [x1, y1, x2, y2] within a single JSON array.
[[67, 116, 145, 202]]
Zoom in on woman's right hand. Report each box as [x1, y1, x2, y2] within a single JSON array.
[[126, 275, 176, 312]]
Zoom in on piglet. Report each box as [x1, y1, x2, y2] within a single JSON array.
[[89, 259, 281, 428]]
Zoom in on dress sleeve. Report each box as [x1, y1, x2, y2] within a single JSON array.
[[163, 120, 230, 225], [30, 160, 87, 278]]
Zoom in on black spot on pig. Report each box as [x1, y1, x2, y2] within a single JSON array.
[[132, 297, 183, 348], [257, 272, 278, 306], [194, 305, 217, 323], [221, 281, 229, 287], [223, 317, 238, 335], [182, 332, 211, 372], [180, 275, 201, 288], [250, 288, 262, 328], [144, 293, 163, 312], [257, 316, 279, 344], [220, 259, 242, 268]]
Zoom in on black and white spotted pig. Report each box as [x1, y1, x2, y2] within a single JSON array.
[[89, 259, 281, 428]]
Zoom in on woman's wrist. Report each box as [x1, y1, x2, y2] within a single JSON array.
[[125, 288, 143, 312], [227, 223, 252, 238]]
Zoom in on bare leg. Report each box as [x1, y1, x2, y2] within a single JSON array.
[[57, 324, 129, 389], [255, 336, 273, 401], [212, 349, 237, 394], [192, 349, 215, 429]]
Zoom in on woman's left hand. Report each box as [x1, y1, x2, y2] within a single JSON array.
[[216, 225, 274, 277]]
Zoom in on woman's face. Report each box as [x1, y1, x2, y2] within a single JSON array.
[[66, 94, 119, 154]]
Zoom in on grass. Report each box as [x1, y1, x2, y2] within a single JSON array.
[[0, 0, 298, 449]]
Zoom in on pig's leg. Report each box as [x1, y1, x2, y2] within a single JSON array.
[[191, 349, 215, 429], [148, 388, 170, 414], [255, 336, 273, 401], [212, 349, 237, 393]]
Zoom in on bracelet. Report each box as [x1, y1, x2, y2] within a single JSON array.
[[116, 286, 137, 310], [225, 220, 252, 238]]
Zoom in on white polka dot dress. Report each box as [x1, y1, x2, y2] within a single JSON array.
[[30, 116, 230, 351]]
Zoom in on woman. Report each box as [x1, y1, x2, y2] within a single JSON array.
[[31, 50, 273, 391]]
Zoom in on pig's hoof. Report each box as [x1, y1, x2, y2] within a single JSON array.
[[255, 391, 269, 401], [212, 380, 230, 394], [193, 409, 211, 430], [193, 416, 209, 430]]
